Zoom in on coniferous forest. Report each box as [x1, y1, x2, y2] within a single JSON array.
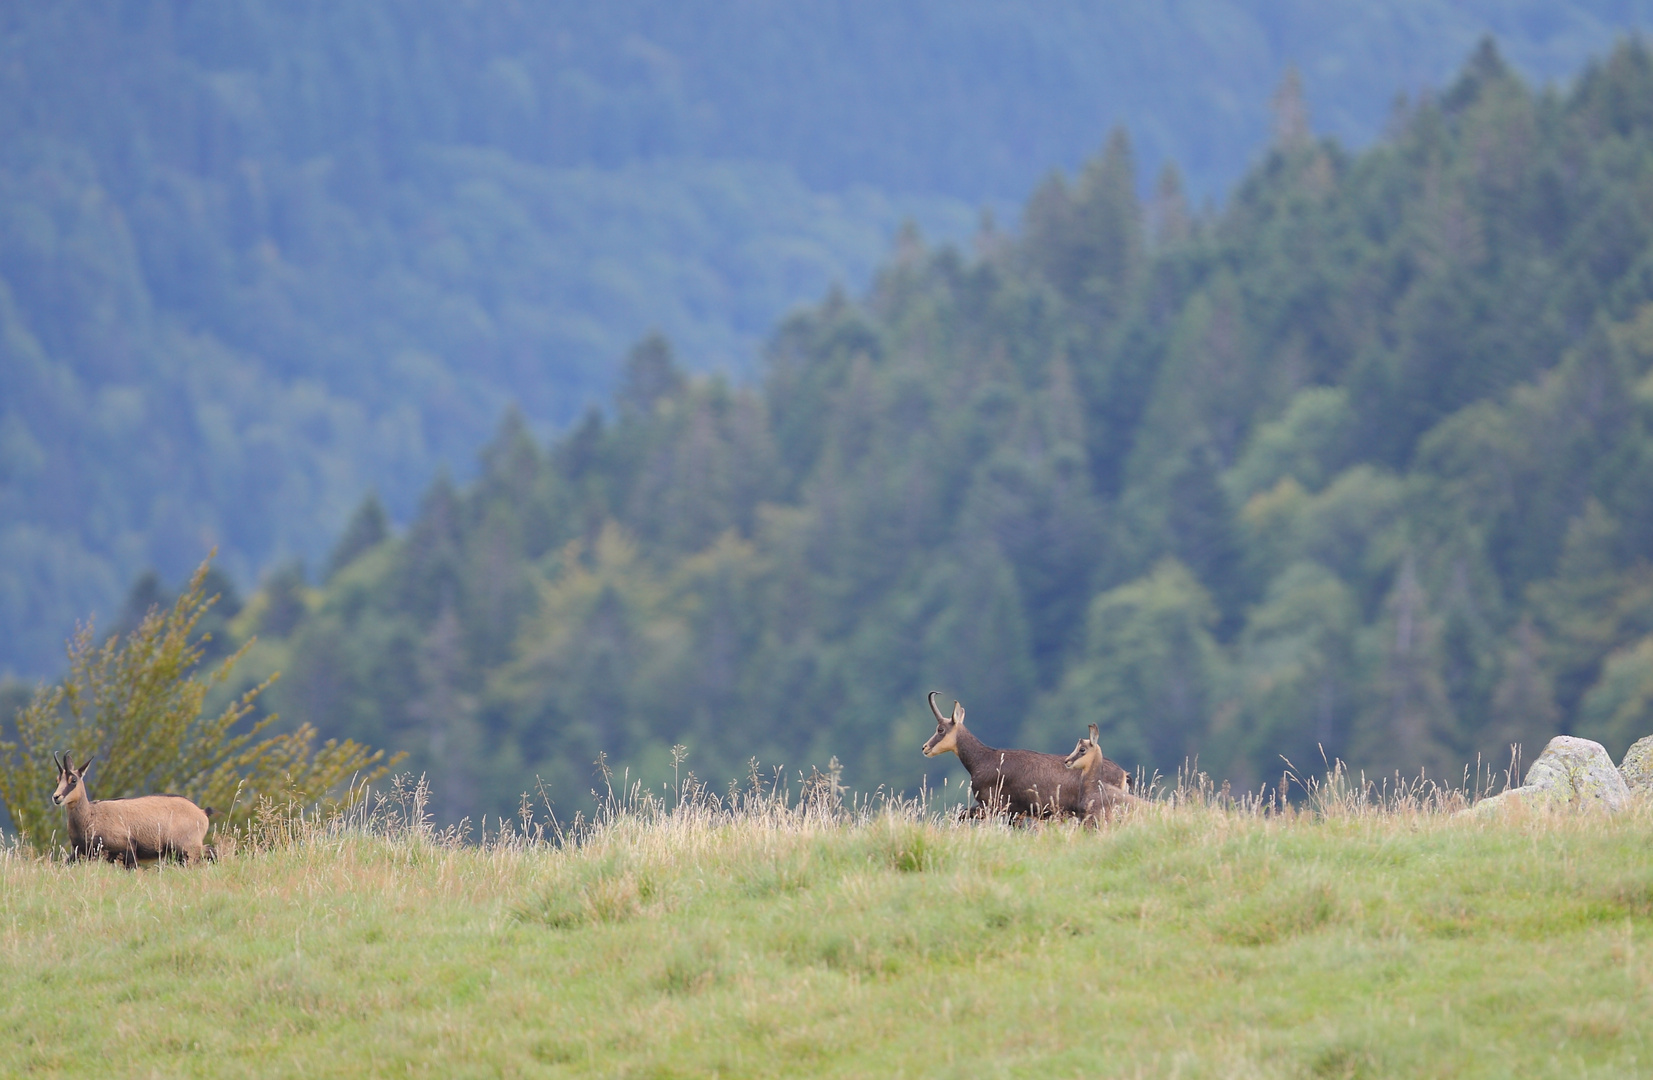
[[161, 38, 1653, 823], [1, 1, 1646, 677]]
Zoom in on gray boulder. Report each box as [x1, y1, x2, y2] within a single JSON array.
[[1620, 735, 1653, 794], [1468, 735, 1630, 816]]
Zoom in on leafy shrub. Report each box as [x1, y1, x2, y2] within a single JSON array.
[[0, 556, 396, 849]]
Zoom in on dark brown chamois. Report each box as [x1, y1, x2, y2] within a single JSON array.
[[1063, 734, 1147, 825], [51, 753, 212, 867], [920, 692, 1089, 820]]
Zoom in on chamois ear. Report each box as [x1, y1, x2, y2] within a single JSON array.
[[1089, 723, 1099, 743], [77, 754, 93, 777], [951, 701, 964, 724]]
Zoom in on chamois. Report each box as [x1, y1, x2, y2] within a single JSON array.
[[1063, 733, 1146, 825], [51, 753, 211, 867], [1076, 723, 1132, 792], [920, 692, 1088, 820]]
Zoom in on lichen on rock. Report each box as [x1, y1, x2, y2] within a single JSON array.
[[1466, 735, 1630, 816], [1620, 735, 1653, 794]]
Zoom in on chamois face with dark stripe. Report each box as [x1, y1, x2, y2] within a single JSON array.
[[51, 753, 90, 807], [1063, 738, 1099, 773], [921, 692, 965, 757], [1064, 723, 1132, 793]]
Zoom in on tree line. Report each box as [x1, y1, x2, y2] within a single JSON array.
[[2, 1, 1639, 679], [79, 38, 1653, 824]]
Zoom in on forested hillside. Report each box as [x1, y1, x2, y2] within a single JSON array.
[[3, 0, 1651, 678], [166, 39, 1653, 823]]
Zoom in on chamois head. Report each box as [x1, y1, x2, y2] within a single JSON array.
[[1064, 724, 1135, 794], [1063, 724, 1102, 770], [921, 692, 966, 757], [51, 752, 93, 807], [1063, 738, 1098, 772]]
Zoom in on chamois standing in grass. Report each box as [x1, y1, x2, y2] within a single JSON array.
[[1063, 730, 1147, 826], [51, 753, 212, 867], [921, 692, 1090, 820]]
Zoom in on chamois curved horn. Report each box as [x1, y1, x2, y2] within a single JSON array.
[[928, 691, 948, 723]]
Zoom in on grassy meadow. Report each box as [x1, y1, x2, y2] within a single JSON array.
[[3, 777, 1652, 1079]]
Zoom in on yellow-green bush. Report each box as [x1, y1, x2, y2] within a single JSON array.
[[0, 556, 397, 849]]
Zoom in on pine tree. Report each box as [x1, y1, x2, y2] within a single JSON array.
[[327, 494, 390, 580], [618, 332, 686, 416]]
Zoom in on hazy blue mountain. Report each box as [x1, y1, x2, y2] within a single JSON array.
[[3, 1, 1652, 676], [207, 33, 1653, 823]]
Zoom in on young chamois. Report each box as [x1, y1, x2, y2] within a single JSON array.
[[51, 753, 212, 867], [1075, 723, 1132, 792], [1063, 730, 1146, 825], [921, 692, 1089, 820]]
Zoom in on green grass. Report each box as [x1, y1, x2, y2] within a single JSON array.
[[3, 793, 1652, 1078]]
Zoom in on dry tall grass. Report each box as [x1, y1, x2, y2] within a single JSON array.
[[4, 758, 1649, 1078]]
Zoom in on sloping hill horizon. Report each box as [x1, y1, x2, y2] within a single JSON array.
[[91, 33, 1653, 824], [5, 2, 1653, 678]]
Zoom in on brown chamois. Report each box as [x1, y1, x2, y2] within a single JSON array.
[[1076, 723, 1132, 792], [1063, 733, 1146, 825], [51, 753, 212, 867], [921, 692, 1089, 820]]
